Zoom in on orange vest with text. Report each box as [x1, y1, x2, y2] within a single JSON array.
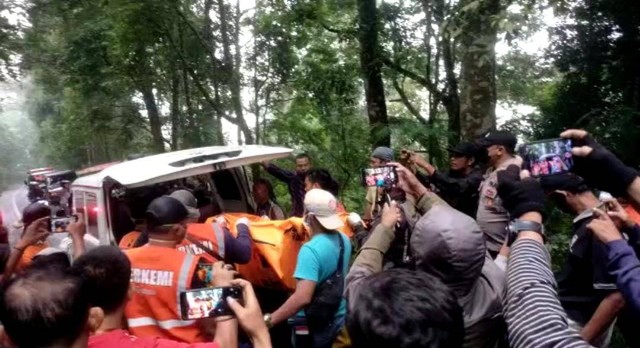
[[119, 223, 226, 263], [124, 245, 204, 343], [176, 223, 226, 263]]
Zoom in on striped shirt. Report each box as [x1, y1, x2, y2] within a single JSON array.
[[506, 239, 593, 348]]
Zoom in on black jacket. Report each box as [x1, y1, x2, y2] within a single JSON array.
[[430, 167, 483, 218]]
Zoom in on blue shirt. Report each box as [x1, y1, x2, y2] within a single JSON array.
[[294, 232, 352, 319]]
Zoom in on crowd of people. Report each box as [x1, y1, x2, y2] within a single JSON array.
[[2, 128, 640, 348]]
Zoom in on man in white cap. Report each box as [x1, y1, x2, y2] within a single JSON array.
[[263, 189, 352, 348]]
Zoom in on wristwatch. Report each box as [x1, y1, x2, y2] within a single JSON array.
[[263, 313, 273, 329], [506, 219, 545, 247]]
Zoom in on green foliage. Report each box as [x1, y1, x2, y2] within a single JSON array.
[[531, 0, 640, 168], [262, 29, 370, 211], [0, 2, 19, 81]]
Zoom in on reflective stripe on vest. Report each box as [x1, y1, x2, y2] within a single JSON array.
[[128, 253, 196, 331], [176, 253, 194, 319], [128, 317, 195, 330], [212, 222, 225, 259]]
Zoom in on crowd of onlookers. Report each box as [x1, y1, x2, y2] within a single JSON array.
[[2, 128, 640, 348]]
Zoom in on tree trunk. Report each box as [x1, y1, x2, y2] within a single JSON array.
[[441, 35, 461, 145], [458, 0, 500, 139], [140, 85, 165, 153], [357, 0, 390, 148], [181, 65, 198, 148], [200, 0, 221, 146], [170, 65, 180, 151], [217, 0, 253, 144]]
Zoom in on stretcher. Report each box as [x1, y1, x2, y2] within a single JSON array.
[[207, 213, 354, 291]]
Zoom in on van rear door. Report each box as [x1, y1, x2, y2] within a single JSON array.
[[100, 145, 292, 188]]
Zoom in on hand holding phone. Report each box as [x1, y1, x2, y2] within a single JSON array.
[[50, 215, 79, 233], [361, 166, 399, 188], [226, 279, 269, 341], [180, 286, 242, 319], [600, 199, 635, 230], [17, 216, 50, 249], [595, 201, 611, 214], [519, 138, 573, 177]]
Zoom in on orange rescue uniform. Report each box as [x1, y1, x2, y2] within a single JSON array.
[[120, 213, 354, 291], [120, 222, 227, 263], [625, 204, 640, 225], [17, 243, 48, 270], [124, 245, 204, 343], [176, 223, 227, 263]]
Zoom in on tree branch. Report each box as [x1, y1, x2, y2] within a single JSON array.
[[173, 6, 224, 68], [157, 23, 239, 126], [320, 21, 343, 34], [392, 79, 428, 126], [382, 57, 446, 104]]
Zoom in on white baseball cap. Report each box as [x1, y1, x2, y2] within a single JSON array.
[[304, 189, 344, 230]]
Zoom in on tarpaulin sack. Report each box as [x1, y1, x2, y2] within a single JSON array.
[[207, 213, 353, 291]]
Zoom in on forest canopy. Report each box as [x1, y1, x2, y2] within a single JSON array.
[[0, 0, 638, 199]]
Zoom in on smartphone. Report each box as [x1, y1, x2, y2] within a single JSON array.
[[194, 264, 214, 287], [180, 286, 242, 320], [519, 138, 573, 177], [361, 166, 398, 187], [596, 201, 613, 213], [50, 215, 78, 233]]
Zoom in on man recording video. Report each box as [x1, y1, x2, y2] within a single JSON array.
[[363, 147, 394, 221], [408, 142, 483, 218]]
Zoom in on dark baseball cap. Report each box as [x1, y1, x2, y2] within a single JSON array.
[[540, 173, 589, 193], [145, 196, 189, 228], [447, 142, 478, 158], [479, 131, 517, 151], [22, 203, 51, 227]]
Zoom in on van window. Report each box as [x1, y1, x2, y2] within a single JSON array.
[[85, 193, 99, 238], [72, 191, 99, 239], [211, 170, 242, 200], [73, 192, 84, 216]]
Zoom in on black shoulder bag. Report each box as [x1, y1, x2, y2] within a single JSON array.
[[305, 233, 346, 330]]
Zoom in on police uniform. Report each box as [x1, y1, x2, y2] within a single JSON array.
[[476, 156, 522, 254]]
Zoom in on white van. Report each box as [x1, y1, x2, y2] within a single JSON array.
[[70, 145, 292, 246]]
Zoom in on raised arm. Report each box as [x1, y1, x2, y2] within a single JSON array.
[[345, 202, 400, 310], [497, 166, 592, 348], [507, 238, 592, 348], [222, 218, 252, 264], [431, 169, 483, 196], [588, 209, 640, 315], [263, 162, 295, 184], [1, 217, 49, 282]]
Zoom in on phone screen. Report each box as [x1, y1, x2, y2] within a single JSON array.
[[596, 201, 613, 213], [50, 215, 77, 233], [361, 166, 398, 187], [180, 286, 242, 320], [194, 264, 214, 287], [519, 138, 573, 177]]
